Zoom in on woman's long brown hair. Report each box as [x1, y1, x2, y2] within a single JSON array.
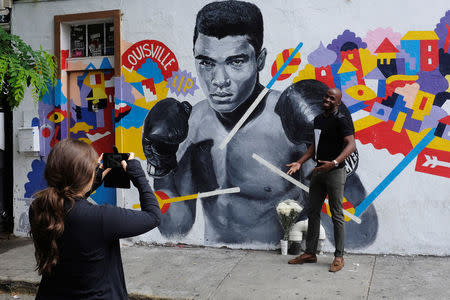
[[29, 139, 98, 275]]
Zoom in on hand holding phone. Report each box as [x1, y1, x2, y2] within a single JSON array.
[[103, 147, 131, 189]]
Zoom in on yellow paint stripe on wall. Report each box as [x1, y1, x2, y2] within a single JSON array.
[[392, 112, 407, 133], [354, 115, 383, 132], [386, 75, 418, 84], [406, 129, 448, 151]]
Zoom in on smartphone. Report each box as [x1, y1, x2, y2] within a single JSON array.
[[103, 153, 130, 169]]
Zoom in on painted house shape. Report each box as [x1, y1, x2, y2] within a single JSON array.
[[337, 59, 358, 88], [435, 115, 450, 141], [375, 38, 399, 64], [365, 66, 387, 98], [400, 31, 439, 74], [340, 48, 365, 85], [375, 38, 400, 78], [315, 65, 335, 88]]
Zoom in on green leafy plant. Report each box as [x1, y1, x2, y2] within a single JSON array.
[[0, 27, 57, 109]]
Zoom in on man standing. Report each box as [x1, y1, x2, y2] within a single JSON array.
[[286, 88, 356, 272]]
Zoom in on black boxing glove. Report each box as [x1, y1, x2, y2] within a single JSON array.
[[275, 79, 328, 145], [142, 98, 192, 177]]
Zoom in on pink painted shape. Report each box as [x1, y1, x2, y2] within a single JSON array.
[[131, 85, 144, 101], [394, 83, 419, 109], [363, 28, 402, 54]]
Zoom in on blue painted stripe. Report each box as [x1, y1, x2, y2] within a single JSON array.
[[348, 101, 368, 114], [266, 42, 303, 89], [354, 128, 436, 216]]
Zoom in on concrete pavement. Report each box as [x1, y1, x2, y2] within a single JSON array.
[[1, 237, 450, 299]]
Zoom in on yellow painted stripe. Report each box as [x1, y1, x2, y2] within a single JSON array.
[[392, 112, 407, 133], [354, 115, 383, 132], [133, 193, 199, 209], [402, 31, 439, 40], [386, 75, 418, 84]]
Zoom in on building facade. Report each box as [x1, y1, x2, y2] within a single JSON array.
[[10, 0, 450, 255]]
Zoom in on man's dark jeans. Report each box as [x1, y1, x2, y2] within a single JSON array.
[[305, 167, 346, 257]]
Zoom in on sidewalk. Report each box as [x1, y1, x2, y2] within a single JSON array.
[[1, 237, 450, 300]]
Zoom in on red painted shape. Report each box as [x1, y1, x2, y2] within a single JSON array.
[[419, 96, 428, 111], [115, 103, 131, 119], [358, 89, 364, 96], [340, 49, 365, 85], [270, 49, 301, 81], [439, 115, 450, 125], [374, 38, 400, 53], [142, 78, 156, 94], [155, 190, 171, 214], [355, 120, 414, 156], [122, 40, 179, 80], [444, 24, 450, 53], [315, 65, 334, 88], [95, 74, 102, 84], [61, 49, 69, 70], [420, 40, 439, 71], [384, 80, 416, 100], [321, 195, 354, 214], [50, 124, 60, 148], [342, 201, 354, 210], [415, 148, 450, 178], [42, 127, 51, 138]]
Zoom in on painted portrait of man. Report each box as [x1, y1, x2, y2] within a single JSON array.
[[142, 0, 378, 248]]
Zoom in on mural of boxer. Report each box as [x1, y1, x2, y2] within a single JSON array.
[[142, 1, 377, 247]]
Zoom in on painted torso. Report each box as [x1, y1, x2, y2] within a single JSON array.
[[171, 90, 312, 245]]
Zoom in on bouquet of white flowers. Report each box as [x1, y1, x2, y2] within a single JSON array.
[[276, 199, 303, 241]]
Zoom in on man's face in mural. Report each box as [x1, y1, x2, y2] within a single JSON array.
[[194, 33, 265, 113]]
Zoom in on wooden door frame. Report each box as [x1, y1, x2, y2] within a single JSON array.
[[54, 10, 122, 78]]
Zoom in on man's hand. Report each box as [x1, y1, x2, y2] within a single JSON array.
[[286, 162, 302, 175], [314, 160, 335, 173]]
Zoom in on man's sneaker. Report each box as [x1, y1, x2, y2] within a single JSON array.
[[288, 253, 317, 264], [329, 256, 344, 272]]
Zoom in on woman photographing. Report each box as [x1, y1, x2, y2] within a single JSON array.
[[29, 139, 161, 299]]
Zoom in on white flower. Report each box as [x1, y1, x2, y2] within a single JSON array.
[[276, 199, 304, 240]]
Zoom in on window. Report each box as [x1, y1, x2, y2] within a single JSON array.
[[70, 23, 114, 58], [55, 10, 121, 77]]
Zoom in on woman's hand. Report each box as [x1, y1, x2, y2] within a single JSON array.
[[121, 152, 135, 171]]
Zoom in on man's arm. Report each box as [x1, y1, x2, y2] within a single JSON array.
[[286, 143, 315, 175], [154, 143, 197, 237]]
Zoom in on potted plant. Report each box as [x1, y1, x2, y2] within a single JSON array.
[[0, 27, 56, 110]]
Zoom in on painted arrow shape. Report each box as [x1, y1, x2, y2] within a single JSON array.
[[132, 187, 241, 213], [422, 155, 450, 168]]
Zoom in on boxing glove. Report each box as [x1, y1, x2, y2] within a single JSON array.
[[142, 98, 192, 177], [275, 79, 327, 145]]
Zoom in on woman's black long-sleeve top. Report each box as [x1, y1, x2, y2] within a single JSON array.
[[35, 160, 161, 300]]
